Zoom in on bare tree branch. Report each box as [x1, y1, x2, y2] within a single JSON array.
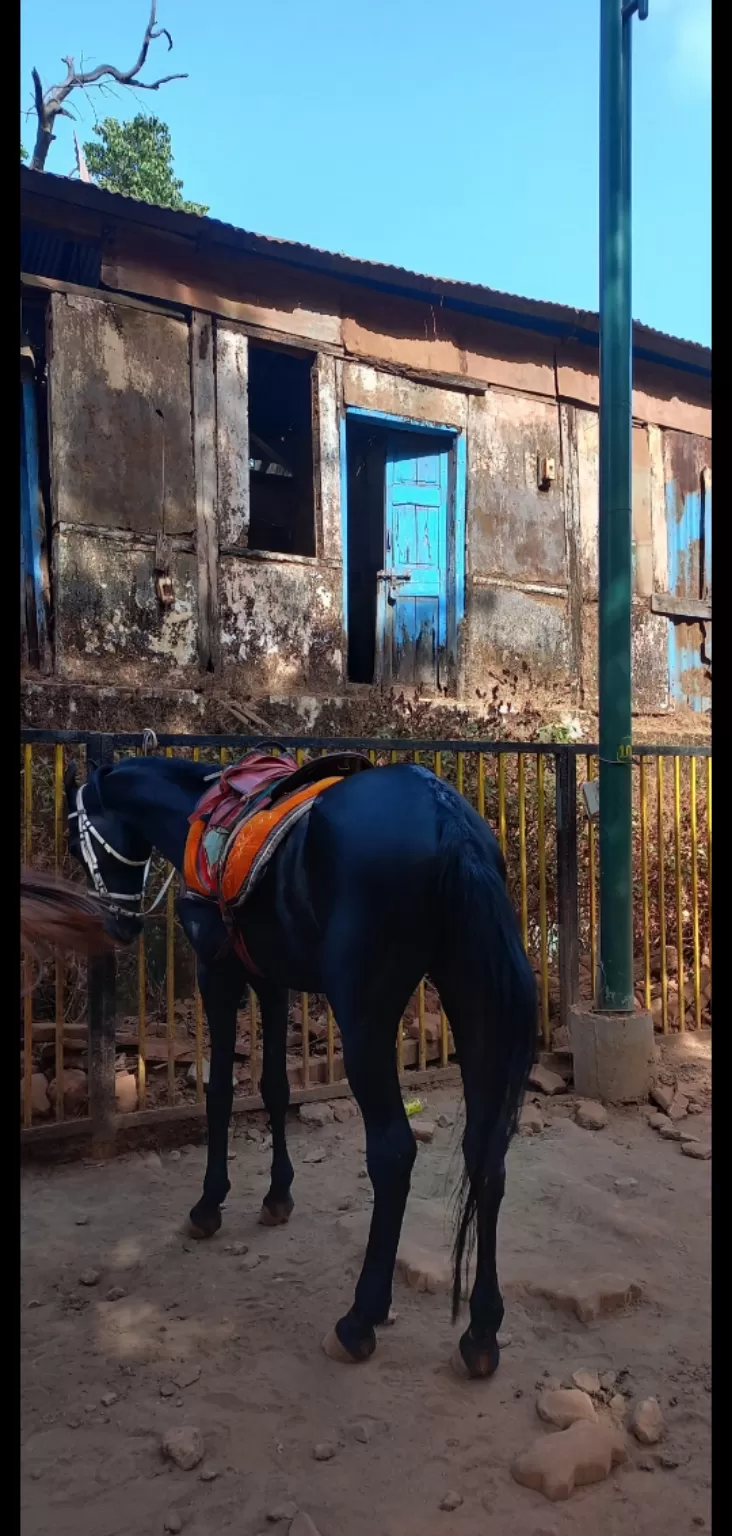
[[29, 3, 187, 172]]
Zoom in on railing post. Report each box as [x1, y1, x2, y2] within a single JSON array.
[[86, 732, 117, 1158], [556, 749, 580, 1035]]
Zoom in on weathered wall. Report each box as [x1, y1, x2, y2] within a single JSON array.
[[219, 555, 343, 693], [53, 529, 198, 684], [49, 292, 194, 534], [23, 198, 710, 731]]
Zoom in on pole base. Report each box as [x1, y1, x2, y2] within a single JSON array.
[[569, 1005, 655, 1105]]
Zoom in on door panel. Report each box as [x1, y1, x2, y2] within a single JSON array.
[[380, 432, 449, 688]]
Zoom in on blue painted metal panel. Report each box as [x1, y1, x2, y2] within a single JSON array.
[[383, 433, 448, 688]]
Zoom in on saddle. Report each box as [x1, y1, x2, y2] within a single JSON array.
[[183, 744, 373, 972]]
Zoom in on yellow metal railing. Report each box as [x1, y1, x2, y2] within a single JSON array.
[[20, 737, 712, 1129]]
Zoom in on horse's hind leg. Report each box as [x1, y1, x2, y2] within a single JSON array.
[[436, 971, 508, 1380], [255, 980, 295, 1226], [320, 971, 418, 1364]]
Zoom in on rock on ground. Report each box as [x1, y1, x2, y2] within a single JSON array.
[[529, 1064, 567, 1096], [571, 1369, 602, 1396], [682, 1141, 712, 1160], [300, 1103, 334, 1128], [512, 1420, 628, 1502], [439, 1492, 463, 1511], [48, 1068, 87, 1114], [525, 1273, 643, 1325], [650, 1084, 675, 1114], [574, 1101, 609, 1131], [312, 1441, 336, 1461], [161, 1426, 204, 1471], [630, 1398, 665, 1445], [413, 1119, 436, 1144], [267, 1502, 298, 1523], [519, 1104, 544, 1136], [536, 1388, 598, 1429]]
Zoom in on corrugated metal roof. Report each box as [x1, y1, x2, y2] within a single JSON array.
[[20, 168, 710, 373]]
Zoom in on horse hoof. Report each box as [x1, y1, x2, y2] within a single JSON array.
[[259, 1197, 294, 1227], [450, 1333, 500, 1381], [322, 1319, 377, 1364], [188, 1204, 222, 1240]]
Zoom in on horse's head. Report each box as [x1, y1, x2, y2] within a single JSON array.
[[64, 760, 152, 946]]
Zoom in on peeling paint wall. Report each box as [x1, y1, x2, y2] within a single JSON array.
[[219, 555, 342, 693], [49, 292, 194, 534], [53, 529, 198, 683]]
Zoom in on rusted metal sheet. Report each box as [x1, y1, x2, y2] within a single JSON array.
[[48, 292, 194, 535], [343, 362, 467, 430], [663, 432, 712, 713], [468, 392, 566, 585], [102, 237, 342, 347], [219, 554, 342, 692], [53, 529, 198, 682], [215, 323, 249, 548]]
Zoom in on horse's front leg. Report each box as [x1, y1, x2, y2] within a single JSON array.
[[188, 951, 247, 1239], [255, 980, 295, 1226]]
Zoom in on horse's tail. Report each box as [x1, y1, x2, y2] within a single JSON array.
[[20, 869, 115, 963], [435, 790, 537, 1322]]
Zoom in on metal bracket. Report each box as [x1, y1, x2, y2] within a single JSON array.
[[622, 1, 649, 20]]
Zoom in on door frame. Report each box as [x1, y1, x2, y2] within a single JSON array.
[[339, 405, 467, 693]]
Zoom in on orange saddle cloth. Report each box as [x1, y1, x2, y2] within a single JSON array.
[[183, 746, 373, 920]]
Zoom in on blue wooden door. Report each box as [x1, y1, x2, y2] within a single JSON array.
[[377, 433, 449, 688]]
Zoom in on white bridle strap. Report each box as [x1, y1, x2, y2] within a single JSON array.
[[75, 785, 163, 918]]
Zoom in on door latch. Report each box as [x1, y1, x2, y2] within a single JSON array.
[[378, 569, 412, 606]]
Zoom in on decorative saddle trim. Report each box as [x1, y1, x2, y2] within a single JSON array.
[[183, 747, 373, 973]]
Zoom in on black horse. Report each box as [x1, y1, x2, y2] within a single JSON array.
[[65, 752, 536, 1379]]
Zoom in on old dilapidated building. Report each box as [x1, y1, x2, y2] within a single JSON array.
[[21, 168, 711, 739]]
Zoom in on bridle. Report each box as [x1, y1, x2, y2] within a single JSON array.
[[68, 728, 221, 923], [70, 784, 175, 922]]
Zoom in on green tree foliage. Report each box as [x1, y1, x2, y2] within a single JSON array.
[[83, 114, 208, 215], [21, 144, 28, 160]]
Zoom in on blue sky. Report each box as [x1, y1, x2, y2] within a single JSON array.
[[21, 0, 710, 344]]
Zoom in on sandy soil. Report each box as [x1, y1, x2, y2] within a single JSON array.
[[21, 1034, 711, 1536]]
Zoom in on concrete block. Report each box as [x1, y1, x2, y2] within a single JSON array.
[[569, 1005, 654, 1104]]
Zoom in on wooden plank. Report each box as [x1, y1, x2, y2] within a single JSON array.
[[102, 252, 342, 346], [313, 354, 342, 563], [191, 312, 220, 671], [215, 323, 249, 548], [21, 271, 186, 321], [651, 592, 712, 622]]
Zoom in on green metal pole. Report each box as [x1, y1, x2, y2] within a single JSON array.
[[597, 0, 647, 1012]]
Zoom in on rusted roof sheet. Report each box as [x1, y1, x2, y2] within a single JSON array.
[[20, 168, 710, 375]]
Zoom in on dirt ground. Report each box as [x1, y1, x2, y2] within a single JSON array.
[[21, 1033, 711, 1536]]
